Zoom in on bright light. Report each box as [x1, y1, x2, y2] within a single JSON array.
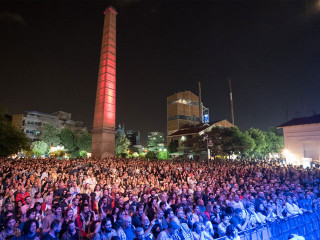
[[283, 149, 298, 165], [181, 136, 186, 141], [50, 146, 65, 152]]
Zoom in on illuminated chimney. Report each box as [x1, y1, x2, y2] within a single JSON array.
[[92, 6, 117, 158]]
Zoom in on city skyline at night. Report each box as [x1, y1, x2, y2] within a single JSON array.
[[1, 1, 320, 144]]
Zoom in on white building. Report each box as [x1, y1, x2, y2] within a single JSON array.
[[278, 114, 320, 166], [12, 111, 87, 142]]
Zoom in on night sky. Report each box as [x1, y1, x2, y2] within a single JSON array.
[[1, 1, 320, 145]]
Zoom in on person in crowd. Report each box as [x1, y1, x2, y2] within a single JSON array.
[[285, 196, 303, 216], [42, 204, 62, 235], [230, 208, 249, 231], [61, 220, 83, 240], [76, 204, 94, 238], [123, 215, 135, 240], [1, 157, 320, 239], [94, 218, 117, 240], [0, 216, 21, 240], [225, 225, 240, 240], [19, 219, 40, 240], [244, 203, 262, 229], [43, 220, 61, 240], [19, 209, 36, 233], [21, 196, 34, 216], [133, 227, 145, 240], [156, 221, 179, 240]]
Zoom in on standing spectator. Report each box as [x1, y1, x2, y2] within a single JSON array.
[[0, 216, 21, 240], [61, 221, 83, 240], [19, 219, 40, 240], [43, 220, 61, 240], [94, 218, 117, 240], [217, 214, 230, 238]]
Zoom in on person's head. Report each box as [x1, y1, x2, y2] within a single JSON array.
[[123, 215, 132, 229], [164, 208, 174, 221], [160, 202, 166, 211], [181, 197, 187, 205], [134, 227, 145, 240], [82, 204, 90, 214], [67, 220, 76, 233], [221, 214, 230, 225], [258, 203, 265, 211], [26, 209, 36, 220], [101, 218, 113, 233], [25, 196, 31, 205], [23, 219, 39, 235], [6, 203, 14, 211], [206, 204, 213, 213], [52, 204, 62, 216], [213, 204, 221, 214], [226, 224, 237, 238], [168, 220, 180, 235], [141, 214, 150, 228], [73, 198, 79, 206], [35, 192, 41, 199], [287, 196, 293, 204], [194, 205, 201, 214], [66, 208, 74, 219], [137, 204, 144, 215], [156, 209, 164, 219], [50, 219, 61, 233], [246, 203, 255, 213], [234, 208, 243, 219], [34, 202, 42, 212], [5, 216, 16, 230], [192, 222, 201, 233], [45, 195, 53, 204]]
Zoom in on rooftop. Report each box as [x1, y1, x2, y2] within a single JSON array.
[[278, 114, 320, 128]]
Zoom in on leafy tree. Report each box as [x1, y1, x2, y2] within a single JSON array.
[[79, 150, 87, 158], [246, 128, 267, 158], [31, 141, 48, 156], [76, 131, 92, 153], [240, 131, 255, 157], [168, 140, 178, 153], [158, 150, 168, 160], [145, 151, 157, 159], [115, 133, 130, 156], [60, 128, 77, 152], [0, 106, 29, 156], [264, 127, 284, 156], [207, 127, 227, 158], [41, 124, 61, 147]]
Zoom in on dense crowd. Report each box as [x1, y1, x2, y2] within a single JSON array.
[[0, 157, 317, 240]]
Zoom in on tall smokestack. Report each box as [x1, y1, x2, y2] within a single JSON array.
[[228, 78, 235, 125], [92, 6, 118, 158]]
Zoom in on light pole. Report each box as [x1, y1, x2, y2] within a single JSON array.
[[205, 135, 213, 165]]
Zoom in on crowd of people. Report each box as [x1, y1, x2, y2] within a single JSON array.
[[0, 157, 316, 240]]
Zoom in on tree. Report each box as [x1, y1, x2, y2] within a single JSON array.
[[31, 141, 48, 156], [145, 151, 157, 159], [158, 150, 168, 160], [41, 124, 61, 147], [246, 128, 267, 158], [76, 131, 92, 153], [115, 133, 130, 156], [60, 128, 77, 152], [264, 127, 284, 156], [168, 140, 178, 153], [207, 127, 227, 158], [0, 106, 30, 156]]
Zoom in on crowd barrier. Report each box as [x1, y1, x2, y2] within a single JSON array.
[[215, 210, 320, 240]]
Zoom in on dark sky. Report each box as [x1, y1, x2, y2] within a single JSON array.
[[1, 1, 320, 145]]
